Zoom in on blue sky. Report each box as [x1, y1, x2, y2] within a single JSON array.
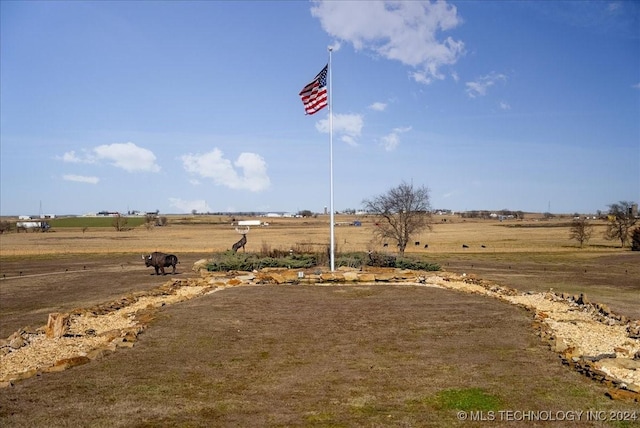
[[1, 1, 638, 216]]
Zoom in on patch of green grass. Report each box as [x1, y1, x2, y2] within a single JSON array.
[[48, 216, 146, 228], [429, 388, 502, 411], [304, 411, 341, 425]]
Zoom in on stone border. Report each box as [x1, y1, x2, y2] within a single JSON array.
[[1, 264, 638, 403]]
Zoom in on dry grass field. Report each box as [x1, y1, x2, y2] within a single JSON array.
[[2, 214, 638, 319], [1, 214, 639, 427], [0, 214, 629, 256]]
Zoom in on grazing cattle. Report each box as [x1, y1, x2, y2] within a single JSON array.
[[424, 244, 429, 249], [414, 241, 420, 246], [383, 243, 389, 247], [481, 244, 486, 248], [142, 252, 179, 275], [462, 244, 469, 249]]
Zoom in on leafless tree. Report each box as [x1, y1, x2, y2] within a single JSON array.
[[604, 201, 638, 248], [143, 214, 155, 230], [569, 218, 593, 248], [112, 214, 128, 232], [362, 181, 432, 255]]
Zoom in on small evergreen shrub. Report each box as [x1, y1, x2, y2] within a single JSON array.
[[395, 257, 440, 271], [205, 250, 440, 272]]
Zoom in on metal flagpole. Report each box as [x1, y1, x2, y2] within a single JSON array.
[[328, 47, 335, 271]]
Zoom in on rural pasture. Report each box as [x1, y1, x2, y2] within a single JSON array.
[[0, 214, 639, 426]]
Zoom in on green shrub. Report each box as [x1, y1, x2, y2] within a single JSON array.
[[206, 252, 317, 272], [335, 252, 367, 268], [205, 251, 440, 272], [395, 257, 440, 271]]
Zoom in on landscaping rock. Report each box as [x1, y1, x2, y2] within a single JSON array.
[[45, 313, 70, 339]]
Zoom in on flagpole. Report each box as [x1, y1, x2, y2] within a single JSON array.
[[328, 47, 335, 272]]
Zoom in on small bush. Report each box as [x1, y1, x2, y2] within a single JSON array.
[[395, 258, 440, 271], [367, 252, 397, 268], [335, 252, 367, 268], [205, 251, 440, 272], [206, 252, 317, 272]]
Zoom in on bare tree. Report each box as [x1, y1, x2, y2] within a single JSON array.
[[362, 181, 432, 255], [144, 214, 156, 231], [604, 201, 638, 248], [569, 218, 593, 248], [112, 214, 128, 232]]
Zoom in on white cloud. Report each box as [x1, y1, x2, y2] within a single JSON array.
[[63, 174, 99, 184], [316, 113, 364, 147], [633, 82, 640, 89], [311, 0, 465, 84], [381, 126, 411, 151], [181, 149, 270, 192], [499, 101, 511, 110], [168, 198, 211, 214], [465, 72, 507, 98], [93, 142, 160, 173], [369, 102, 387, 111], [58, 150, 95, 164], [59, 143, 160, 172]]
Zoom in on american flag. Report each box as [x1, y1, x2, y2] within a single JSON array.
[[299, 64, 328, 115]]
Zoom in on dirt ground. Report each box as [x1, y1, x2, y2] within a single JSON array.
[[1, 217, 639, 426], [1, 254, 639, 426], [1, 251, 638, 339]]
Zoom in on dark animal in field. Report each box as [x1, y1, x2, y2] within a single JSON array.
[[232, 234, 247, 253], [481, 244, 486, 248], [142, 252, 179, 275], [462, 244, 469, 249], [231, 226, 249, 253], [415, 241, 420, 246], [424, 244, 429, 249]]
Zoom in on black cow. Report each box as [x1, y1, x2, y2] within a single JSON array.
[[142, 252, 179, 275]]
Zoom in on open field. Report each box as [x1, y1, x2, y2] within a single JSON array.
[[0, 215, 639, 426], [2, 214, 639, 320], [0, 213, 632, 255]]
